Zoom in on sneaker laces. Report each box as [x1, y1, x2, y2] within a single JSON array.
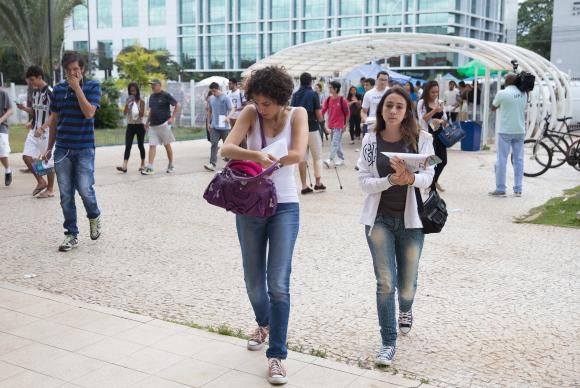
[[249, 326, 267, 344], [399, 310, 413, 325], [269, 358, 285, 376], [377, 345, 395, 359]]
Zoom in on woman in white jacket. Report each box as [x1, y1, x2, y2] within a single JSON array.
[[357, 87, 435, 366]]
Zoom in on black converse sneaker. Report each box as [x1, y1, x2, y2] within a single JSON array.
[[398, 309, 413, 335], [375, 345, 396, 366]]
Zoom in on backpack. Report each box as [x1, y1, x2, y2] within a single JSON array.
[[325, 96, 349, 125]]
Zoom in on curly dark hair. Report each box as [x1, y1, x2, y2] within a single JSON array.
[[245, 66, 294, 106], [375, 86, 420, 151]]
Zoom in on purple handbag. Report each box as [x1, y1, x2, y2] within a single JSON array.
[[203, 113, 280, 218]]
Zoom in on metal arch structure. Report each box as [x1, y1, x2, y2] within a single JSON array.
[[243, 33, 571, 140]]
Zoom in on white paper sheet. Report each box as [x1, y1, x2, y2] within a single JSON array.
[[380, 152, 442, 173], [261, 138, 289, 159]]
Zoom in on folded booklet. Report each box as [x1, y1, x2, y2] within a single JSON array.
[[381, 152, 442, 173]]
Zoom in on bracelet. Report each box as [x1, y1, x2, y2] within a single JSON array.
[[408, 174, 416, 186], [387, 174, 395, 185]]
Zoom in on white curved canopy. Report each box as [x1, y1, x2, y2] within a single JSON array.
[[244, 33, 571, 137]]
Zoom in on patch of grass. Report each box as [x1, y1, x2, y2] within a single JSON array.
[[516, 186, 580, 229], [420, 377, 431, 384], [309, 348, 327, 358], [481, 144, 491, 151], [6, 124, 206, 153], [162, 319, 247, 340]]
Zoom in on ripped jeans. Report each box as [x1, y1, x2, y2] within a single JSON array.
[[365, 215, 424, 347]]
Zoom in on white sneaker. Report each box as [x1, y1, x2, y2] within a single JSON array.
[[398, 309, 413, 335], [335, 159, 345, 166], [204, 163, 216, 172], [323, 159, 332, 168]]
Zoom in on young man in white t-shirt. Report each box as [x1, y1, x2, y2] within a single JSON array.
[[444, 81, 461, 123], [226, 78, 245, 128], [361, 71, 390, 134], [16, 66, 55, 198]]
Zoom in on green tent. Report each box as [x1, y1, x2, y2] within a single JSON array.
[[457, 59, 500, 77]]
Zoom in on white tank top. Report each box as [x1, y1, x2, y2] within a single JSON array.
[[247, 108, 298, 203]]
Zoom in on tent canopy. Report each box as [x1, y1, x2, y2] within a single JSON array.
[[345, 63, 412, 85], [457, 59, 500, 77], [441, 73, 462, 83]]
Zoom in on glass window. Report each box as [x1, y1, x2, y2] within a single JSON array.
[[180, 37, 196, 68], [209, 24, 226, 33], [149, 37, 166, 50], [339, 17, 361, 28], [122, 38, 139, 48], [209, 36, 225, 69], [304, 31, 324, 42], [377, 15, 402, 28], [338, 29, 360, 36], [239, 23, 256, 32], [416, 52, 453, 66], [180, 26, 196, 35], [271, 0, 291, 19], [239, 0, 257, 21], [271, 21, 289, 31], [180, 0, 195, 24], [73, 5, 88, 30], [209, 0, 226, 22], [97, 40, 113, 70], [304, 0, 325, 17], [340, 0, 363, 15], [270, 33, 289, 54], [149, 0, 166, 26], [405, 14, 415, 24], [97, 0, 112, 29], [388, 56, 401, 67], [73, 41, 88, 53], [122, 0, 139, 27], [304, 19, 324, 29], [379, 1, 402, 13], [406, 0, 414, 11], [416, 26, 447, 34], [418, 13, 449, 24], [471, 0, 477, 13], [239, 35, 257, 68], [418, 0, 450, 11]]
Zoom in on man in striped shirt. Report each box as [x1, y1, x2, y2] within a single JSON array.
[[44, 51, 102, 252], [16, 66, 55, 198]]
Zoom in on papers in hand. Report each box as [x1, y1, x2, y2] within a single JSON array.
[[381, 152, 441, 173], [261, 138, 288, 159]]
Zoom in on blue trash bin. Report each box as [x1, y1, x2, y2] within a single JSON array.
[[460, 121, 482, 151]]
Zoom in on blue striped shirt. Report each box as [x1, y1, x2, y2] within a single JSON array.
[[50, 79, 101, 149]]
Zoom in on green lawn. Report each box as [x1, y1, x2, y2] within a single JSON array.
[[517, 186, 580, 229], [7, 124, 207, 153]]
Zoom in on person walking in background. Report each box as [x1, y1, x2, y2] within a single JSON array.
[[361, 71, 390, 135], [489, 73, 527, 197], [356, 77, 366, 96], [415, 81, 423, 99], [226, 77, 245, 128], [357, 87, 434, 367], [322, 81, 350, 167], [314, 83, 328, 141], [220, 66, 308, 386], [347, 86, 362, 144], [141, 79, 180, 175], [44, 51, 102, 252], [204, 82, 233, 172], [403, 81, 418, 110], [16, 66, 55, 197], [417, 80, 448, 192], [291, 72, 326, 194], [117, 83, 146, 173], [0, 87, 13, 186], [444, 81, 461, 123]]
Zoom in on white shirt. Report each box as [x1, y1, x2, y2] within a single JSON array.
[[444, 89, 460, 112], [226, 89, 243, 111], [362, 87, 389, 120], [357, 130, 435, 231]]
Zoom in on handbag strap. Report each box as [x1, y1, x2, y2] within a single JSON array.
[[225, 161, 280, 182], [257, 111, 266, 149]]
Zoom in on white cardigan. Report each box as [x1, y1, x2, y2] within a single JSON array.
[[357, 130, 435, 231]]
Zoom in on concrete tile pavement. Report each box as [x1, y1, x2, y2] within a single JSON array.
[[0, 283, 416, 388]]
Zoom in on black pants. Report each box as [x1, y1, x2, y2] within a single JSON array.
[[431, 132, 447, 189], [449, 112, 458, 123], [349, 114, 361, 140], [124, 124, 146, 161]]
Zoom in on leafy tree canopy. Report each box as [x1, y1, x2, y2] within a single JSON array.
[[517, 0, 553, 59]]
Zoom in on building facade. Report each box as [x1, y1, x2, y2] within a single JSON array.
[[551, 0, 580, 79], [64, 0, 517, 77]]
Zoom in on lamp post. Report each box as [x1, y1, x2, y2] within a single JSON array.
[[48, 0, 54, 85]]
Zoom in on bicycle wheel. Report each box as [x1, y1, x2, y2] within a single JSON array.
[[523, 139, 552, 177], [549, 135, 569, 168], [566, 139, 580, 171]]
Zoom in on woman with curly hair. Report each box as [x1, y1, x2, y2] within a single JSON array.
[[220, 66, 308, 385], [357, 87, 434, 366]]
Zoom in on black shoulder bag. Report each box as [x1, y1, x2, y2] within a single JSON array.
[[413, 138, 448, 234]]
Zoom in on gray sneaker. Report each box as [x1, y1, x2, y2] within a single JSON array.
[[267, 358, 288, 385], [488, 190, 506, 197], [89, 215, 102, 240], [59, 235, 78, 252], [514, 192, 522, 197], [166, 164, 175, 173], [375, 345, 396, 366]]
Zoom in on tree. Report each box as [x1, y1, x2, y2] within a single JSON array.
[[114, 46, 166, 91], [0, 0, 83, 75], [517, 0, 553, 59]]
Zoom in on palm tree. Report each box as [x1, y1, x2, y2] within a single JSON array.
[[0, 0, 83, 72]]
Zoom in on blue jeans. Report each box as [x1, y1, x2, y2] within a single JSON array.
[[235, 202, 300, 359], [328, 129, 345, 161], [54, 147, 101, 236], [365, 215, 424, 347], [496, 133, 524, 193]]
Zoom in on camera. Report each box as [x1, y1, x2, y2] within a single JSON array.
[[511, 59, 535, 93]]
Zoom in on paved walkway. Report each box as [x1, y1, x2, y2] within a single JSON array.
[[0, 139, 579, 387], [0, 282, 418, 387]]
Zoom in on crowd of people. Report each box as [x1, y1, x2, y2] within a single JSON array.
[[0, 50, 527, 386]]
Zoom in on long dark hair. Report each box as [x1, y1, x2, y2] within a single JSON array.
[[421, 80, 439, 105], [347, 86, 358, 100], [127, 82, 141, 101], [375, 86, 419, 151]]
